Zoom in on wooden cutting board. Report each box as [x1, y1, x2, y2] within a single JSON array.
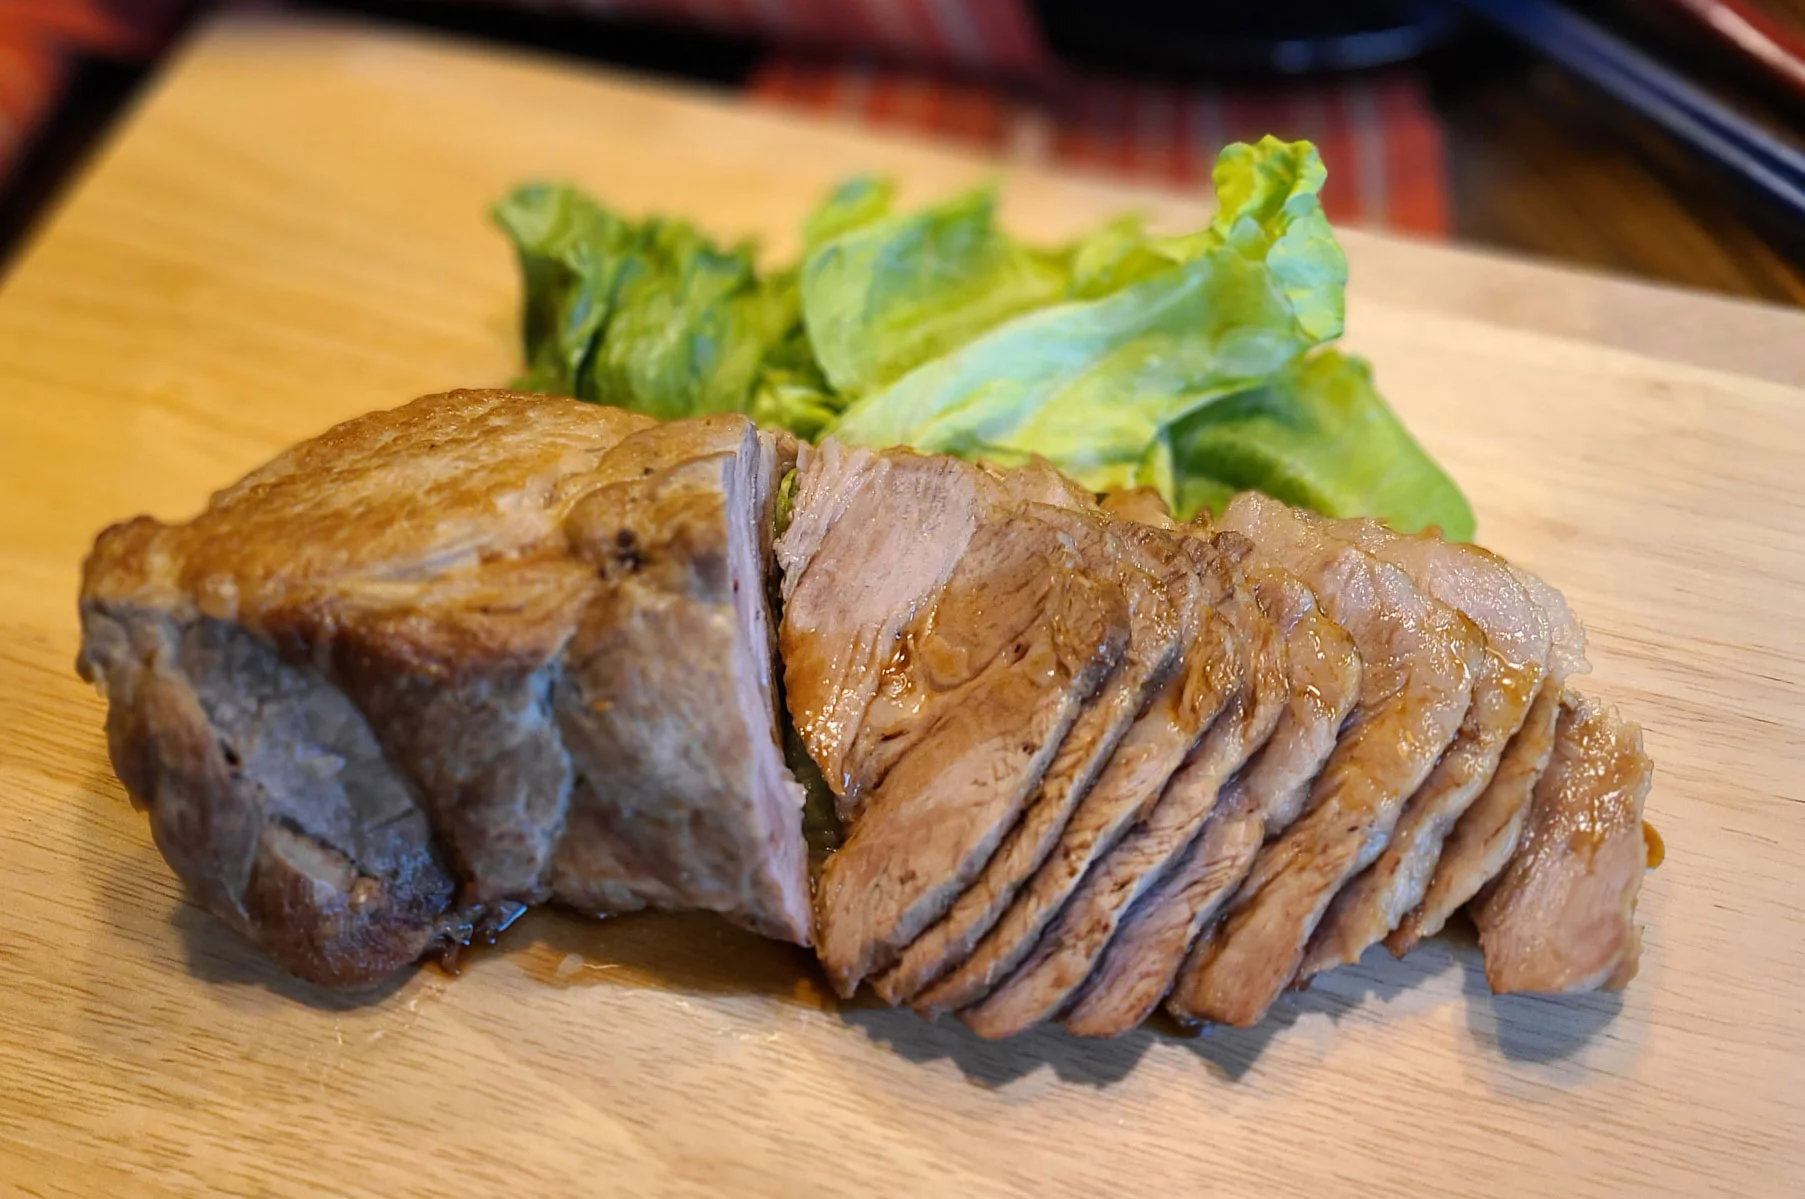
[[2, 14, 1801, 1196]]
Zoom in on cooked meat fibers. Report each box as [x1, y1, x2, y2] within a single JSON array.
[[77, 392, 812, 984], [1063, 567, 1362, 1037], [543, 418, 807, 939], [1169, 494, 1483, 1029], [911, 532, 1244, 1018], [1295, 523, 1552, 982], [1388, 562, 1591, 956], [960, 540, 1288, 1040], [1471, 693, 1654, 993], [1388, 682, 1565, 956], [869, 498, 1186, 1005], [777, 443, 984, 815], [807, 509, 1130, 995]]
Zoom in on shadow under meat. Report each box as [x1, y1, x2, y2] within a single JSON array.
[[173, 901, 416, 1011], [835, 997, 1160, 1089], [88, 757, 1624, 1069], [507, 906, 829, 1005], [1461, 946, 1625, 1063], [1172, 996, 1322, 1083]]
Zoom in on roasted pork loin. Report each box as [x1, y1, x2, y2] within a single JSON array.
[[79, 391, 810, 985], [79, 393, 1659, 1031]]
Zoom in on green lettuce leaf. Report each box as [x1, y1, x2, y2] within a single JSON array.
[[1166, 348, 1475, 540], [494, 139, 1473, 538], [493, 184, 801, 421], [799, 182, 1069, 396], [826, 136, 1348, 494], [802, 176, 898, 250]]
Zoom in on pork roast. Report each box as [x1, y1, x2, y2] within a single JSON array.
[[78, 390, 811, 984], [78, 397, 1659, 1031]]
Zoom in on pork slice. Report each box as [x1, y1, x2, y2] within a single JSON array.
[[962, 562, 1287, 1039], [78, 391, 814, 984], [1388, 562, 1590, 956], [1508, 563, 1590, 683], [776, 441, 984, 815], [1387, 681, 1564, 955], [1063, 568, 1361, 1036], [870, 502, 1187, 1005], [1471, 692, 1653, 993], [910, 532, 1242, 1018], [810, 513, 1129, 996], [1296, 524, 1551, 981], [1168, 493, 1482, 1028], [548, 416, 812, 943]]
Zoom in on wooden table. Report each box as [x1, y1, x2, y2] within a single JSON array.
[[2, 13, 1802, 1196]]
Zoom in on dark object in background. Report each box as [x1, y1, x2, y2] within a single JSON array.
[[1455, 0, 1805, 222], [1649, 0, 1805, 110], [0, 57, 140, 275], [1035, 0, 1460, 75]]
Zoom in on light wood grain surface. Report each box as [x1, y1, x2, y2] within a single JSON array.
[[1, 13, 1802, 1197]]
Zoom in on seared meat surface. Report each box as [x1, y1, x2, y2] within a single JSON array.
[[79, 391, 811, 983], [541, 418, 808, 939]]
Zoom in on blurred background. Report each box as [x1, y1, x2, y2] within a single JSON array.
[[4, 0, 1803, 303]]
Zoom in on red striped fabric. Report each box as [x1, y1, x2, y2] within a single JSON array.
[[748, 56, 1450, 235], [534, 0, 1449, 233], [0, 0, 1448, 239], [557, 0, 1053, 75]]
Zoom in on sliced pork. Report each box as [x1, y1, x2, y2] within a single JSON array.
[[1387, 680, 1563, 956], [776, 444, 985, 814], [870, 501, 1188, 1005], [1063, 567, 1362, 1036], [1295, 524, 1551, 981], [1388, 563, 1591, 956], [79, 402, 1660, 1018], [1471, 693, 1654, 993], [1169, 494, 1483, 1028], [807, 508, 1130, 995], [960, 555, 1287, 1039], [911, 532, 1244, 1017]]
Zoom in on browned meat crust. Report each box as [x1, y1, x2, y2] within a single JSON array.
[[79, 391, 810, 984]]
